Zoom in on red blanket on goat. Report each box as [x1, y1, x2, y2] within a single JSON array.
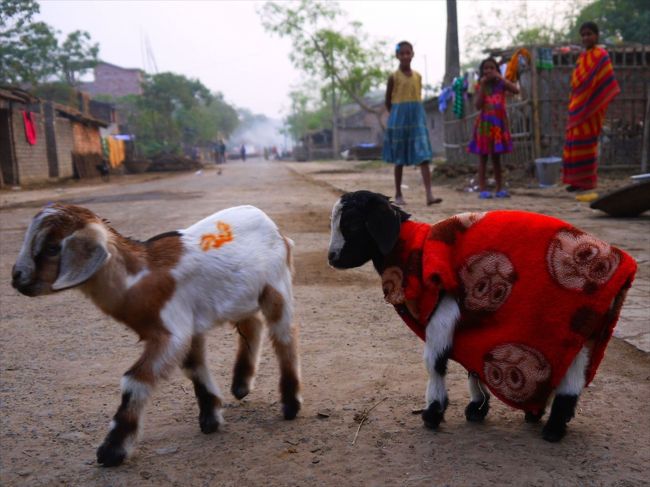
[[380, 211, 637, 414]]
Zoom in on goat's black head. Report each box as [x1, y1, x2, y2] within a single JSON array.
[[328, 190, 409, 269]]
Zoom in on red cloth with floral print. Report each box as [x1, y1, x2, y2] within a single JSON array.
[[381, 211, 637, 414]]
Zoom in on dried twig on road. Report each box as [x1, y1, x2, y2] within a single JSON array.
[[351, 397, 387, 446]]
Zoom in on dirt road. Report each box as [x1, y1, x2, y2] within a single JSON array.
[[1, 160, 648, 486]]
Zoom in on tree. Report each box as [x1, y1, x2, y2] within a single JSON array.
[[443, 0, 460, 86], [0, 0, 57, 85], [571, 0, 650, 44], [123, 72, 239, 157], [58, 30, 99, 85], [461, 0, 582, 71], [259, 0, 391, 153], [0, 0, 98, 86], [284, 87, 331, 141], [461, 0, 649, 74]]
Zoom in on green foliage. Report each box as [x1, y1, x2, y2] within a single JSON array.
[[59, 30, 99, 85], [121, 73, 239, 157], [259, 0, 391, 139], [30, 81, 78, 105], [284, 87, 330, 140], [0, 0, 98, 86], [461, 0, 591, 70], [571, 0, 650, 44], [462, 0, 648, 72]]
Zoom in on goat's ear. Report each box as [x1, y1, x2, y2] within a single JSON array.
[[365, 196, 401, 255], [52, 231, 109, 291]]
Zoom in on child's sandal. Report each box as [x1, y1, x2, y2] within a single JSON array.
[[479, 191, 493, 199], [495, 190, 510, 198]]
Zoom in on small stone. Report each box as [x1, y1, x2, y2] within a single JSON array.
[[311, 457, 320, 464], [140, 471, 152, 479], [154, 446, 178, 455]]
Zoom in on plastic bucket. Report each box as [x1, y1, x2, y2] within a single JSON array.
[[535, 157, 562, 187]]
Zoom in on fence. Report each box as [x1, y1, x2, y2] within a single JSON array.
[[444, 45, 650, 171]]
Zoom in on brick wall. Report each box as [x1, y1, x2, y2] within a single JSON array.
[[55, 117, 74, 178], [82, 63, 143, 98], [12, 109, 49, 184]]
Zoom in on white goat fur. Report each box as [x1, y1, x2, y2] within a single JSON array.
[[12, 203, 301, 466]]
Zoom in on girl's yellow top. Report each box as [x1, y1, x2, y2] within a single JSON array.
[[391, 69, 422, 104]]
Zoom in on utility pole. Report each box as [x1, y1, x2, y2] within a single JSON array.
[[443, 0, 460, 87]]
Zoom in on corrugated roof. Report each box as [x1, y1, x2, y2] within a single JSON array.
[[52, 102, 109, 127]]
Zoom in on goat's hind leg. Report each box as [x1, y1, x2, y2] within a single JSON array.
[[465, 372, 490, 422], [260, 283, 302, 420], [97, 336, 187, 467], [542, 346, 589, 442], [231, 315, 263, 400], [182, 334, 225, 434]]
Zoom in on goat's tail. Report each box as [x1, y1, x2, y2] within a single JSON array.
[[282, 235, 295, 278]]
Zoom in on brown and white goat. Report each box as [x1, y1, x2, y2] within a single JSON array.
[[11, 203, 301, 467]]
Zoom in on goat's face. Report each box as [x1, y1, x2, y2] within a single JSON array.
[[12, 204, 110, 296], [328, 190, 408, 269]]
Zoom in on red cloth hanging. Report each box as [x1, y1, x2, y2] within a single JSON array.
[[22, 111, 37, 145]]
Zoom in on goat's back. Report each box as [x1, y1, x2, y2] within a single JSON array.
[[169, 205, 291, 326]]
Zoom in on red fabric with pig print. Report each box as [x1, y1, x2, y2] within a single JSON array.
[[381, 211, 637, 414]]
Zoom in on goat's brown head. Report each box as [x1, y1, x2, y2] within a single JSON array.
[[12, 204, 110, 296]]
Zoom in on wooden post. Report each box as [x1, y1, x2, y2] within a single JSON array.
[[642, 85, 650, 173], [529, 47, 542, 161]]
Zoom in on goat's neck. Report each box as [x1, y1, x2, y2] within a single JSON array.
[[82, 231, 148, 318]]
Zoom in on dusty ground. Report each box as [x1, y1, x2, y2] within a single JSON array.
[[1, 160, 648, 486]]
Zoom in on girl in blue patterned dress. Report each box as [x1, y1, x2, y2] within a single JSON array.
[[383, 41, 441, 206]]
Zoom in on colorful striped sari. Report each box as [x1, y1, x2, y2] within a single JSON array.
[[562, 47, 620, 190]]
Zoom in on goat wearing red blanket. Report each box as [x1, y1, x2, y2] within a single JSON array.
[[328, 190, 637, 442]]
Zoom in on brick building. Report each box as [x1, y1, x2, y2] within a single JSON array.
[[0, 88, 109, 187], [81, 61, 144, 98]]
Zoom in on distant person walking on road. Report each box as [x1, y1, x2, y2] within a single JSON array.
[[219, 141, 226, 163], [383, 41, 441, 206], [240, 144, 247, 162], [468, 57, 519, 199], [562, 21, 620, 193]]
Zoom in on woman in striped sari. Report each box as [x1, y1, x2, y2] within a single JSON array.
[[563, 22, 620, 192]]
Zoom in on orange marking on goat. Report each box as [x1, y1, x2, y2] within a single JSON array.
[[200, 221, 234, 251]]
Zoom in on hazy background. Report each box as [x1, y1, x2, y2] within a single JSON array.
[[37, 0, 575, 118]]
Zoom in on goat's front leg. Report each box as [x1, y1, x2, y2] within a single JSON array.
[[422, 294, 460, 429], [231, 315, 263, 400], [97, 334, 187, 467], [182, 334, 225, 434]]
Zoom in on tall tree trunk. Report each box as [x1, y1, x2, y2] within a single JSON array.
[[330, 75, 340, 158], [443, 0, 460, 86]]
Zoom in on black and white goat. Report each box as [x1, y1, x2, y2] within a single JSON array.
[[12, 203, 301, 466], [327, 190, 635, 442]]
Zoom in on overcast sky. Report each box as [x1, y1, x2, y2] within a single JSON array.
[[37, 0, 575, 119]]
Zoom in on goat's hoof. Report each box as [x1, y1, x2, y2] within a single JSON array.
[[97, 442, 127, 467], [422, 399, 447, 429], [525, 409, 545, 423], [231, 383, 250, 400], [464, 399, 490, 422], [199, 412, 221, 434], [542, 421, 567, 442], [282, 399, 301, 420]]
